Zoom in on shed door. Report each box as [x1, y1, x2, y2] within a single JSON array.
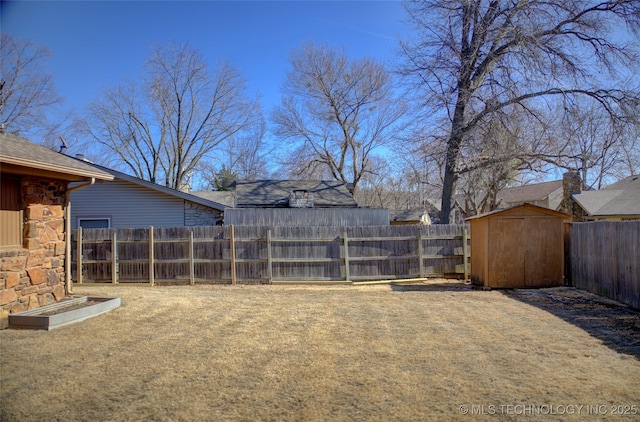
[[488, 218, 526, 288], [523, 217, 563, 287], [488, 216, 563, 288]]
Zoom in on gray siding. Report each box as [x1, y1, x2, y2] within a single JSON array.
[[70, 179, 186, 229]]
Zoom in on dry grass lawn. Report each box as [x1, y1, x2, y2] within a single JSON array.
[[1, 281, 639, 421]]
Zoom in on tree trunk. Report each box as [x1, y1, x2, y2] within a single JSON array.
[[440, 141, 459, 224], [440, 93, 467, 224]]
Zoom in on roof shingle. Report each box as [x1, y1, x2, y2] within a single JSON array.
[[234, 180, 358, 208], [0, 131, 112, 181]]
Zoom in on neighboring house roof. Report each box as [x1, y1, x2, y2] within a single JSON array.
[[76, 162, 228, 211], [426, 198, 441, 212], [190, 190, 236, 208], [390, 209, 432, 224], [573, 175, 640, 217], [496, 180, 563, 206], [234, 180, 358, 208], [390, 209, 423, 222], [0, 131, 113, 181]]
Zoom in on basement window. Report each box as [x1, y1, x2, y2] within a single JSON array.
[[78, 218, 111, 229]]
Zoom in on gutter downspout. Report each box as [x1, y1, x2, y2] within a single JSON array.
[[65, 178, 95, 295]]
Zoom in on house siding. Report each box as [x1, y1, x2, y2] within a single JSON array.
[[70, 179, 186, 229]]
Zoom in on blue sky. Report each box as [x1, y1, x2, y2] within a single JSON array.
[[2, 1, 409, 115]]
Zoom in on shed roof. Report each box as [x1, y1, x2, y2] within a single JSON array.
[[466, 203, 571, 221], [0, 131, 113, 181], [234, 180, 358, 208], [573, 175, 640, 217]]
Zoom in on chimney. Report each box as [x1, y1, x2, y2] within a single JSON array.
[[559, 171, 583, 219], [563, 171, 582, 197], [289, 190, 314, 208]]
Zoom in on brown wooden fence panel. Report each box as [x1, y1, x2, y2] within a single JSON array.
[[72, 224, 470, 284], [571, 221, 640, 309]]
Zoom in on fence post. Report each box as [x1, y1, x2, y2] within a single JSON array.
[[417, 229, 424, 278], [563, 222, 572, 286], [76, 226, 83, 285], [343, 230, 350, 282], [267, 229, 273, 283], [112, 231, 118, 284], [189, 230, 195, 286], [463, 227, 469, 281], [149, 226, 155, 286], [230, 224, 237, 285]]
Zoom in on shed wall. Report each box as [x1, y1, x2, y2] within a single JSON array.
[[470, 218, 487, 286], [469, 205, 569, 288]]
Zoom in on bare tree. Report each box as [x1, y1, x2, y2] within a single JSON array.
[[616, 121, 640, 178], [216, 117, 271, 179], [456, 116, 530, 214], [0, 33, 62, 140], [611, 99, 640, 179], [399, 0, 640, 223], [546, 100, 625, 189], [196, 117, 274, 189], [81, 80, 162, 180], [272, 42, 408, 194], [80, 43, 262, 189]]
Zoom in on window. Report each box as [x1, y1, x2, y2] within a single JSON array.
[[1, 175, 23, 248], [78, 218, 111, 229]]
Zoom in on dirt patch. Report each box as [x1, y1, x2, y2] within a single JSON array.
[[1, 282, 639, 421], [37, 300, 101, 316], [504, 287, 640, 359]]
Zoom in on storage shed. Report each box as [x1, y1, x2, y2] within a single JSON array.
[[467, 203, 571, 289]]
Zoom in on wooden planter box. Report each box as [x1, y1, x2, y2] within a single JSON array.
[[9, 296, 121, 330]]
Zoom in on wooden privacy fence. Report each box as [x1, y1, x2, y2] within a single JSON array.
[[570, 221, 640, 309], [224, 208, 390, 227], [71, 225, 470, 285]]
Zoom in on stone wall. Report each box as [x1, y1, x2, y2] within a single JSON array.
[[0, 177, 68, 328], [184, 201, 223, 226], [558, 171, 586, 222]]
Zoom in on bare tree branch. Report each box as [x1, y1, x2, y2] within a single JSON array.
[[78, 43, 262, 189], [399, 0, 640, 222], [272, 42, 408, 194]]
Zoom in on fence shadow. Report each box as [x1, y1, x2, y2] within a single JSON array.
[[389, 280, 473, 292], [503, 287, 640, 359]]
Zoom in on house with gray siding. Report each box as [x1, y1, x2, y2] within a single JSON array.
[[70, 165, 228, 229]]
